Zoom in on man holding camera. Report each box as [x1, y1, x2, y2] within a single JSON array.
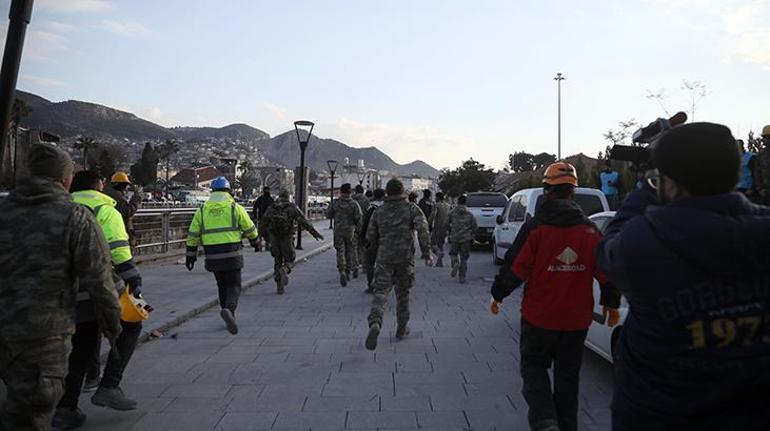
[[598, 123, 770, 430]]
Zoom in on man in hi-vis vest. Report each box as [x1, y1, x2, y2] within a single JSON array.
[[186, 176, 259, 335]]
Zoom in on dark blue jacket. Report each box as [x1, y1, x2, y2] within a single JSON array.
[[598, 185, 770, 430]]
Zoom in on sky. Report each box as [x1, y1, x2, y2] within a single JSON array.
[[3, 0, 770, 170]]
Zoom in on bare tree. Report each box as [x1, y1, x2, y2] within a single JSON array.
[[681, 79, 708, 120], [645, 89, 670, 116]]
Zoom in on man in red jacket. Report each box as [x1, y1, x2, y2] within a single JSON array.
[[491, 162, 620, 431]]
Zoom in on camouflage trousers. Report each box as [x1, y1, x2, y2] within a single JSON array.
[[0, 336, 71, 431], [352, 233, 362, 269], [431, 229, 447, 261], [270, 235, 296, 282], [367, 262, 415, 328], [333, 232, 356, 273], [450, 241, 472, 277]]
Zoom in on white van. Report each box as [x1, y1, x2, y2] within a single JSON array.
[[491, 187, 609, 264]]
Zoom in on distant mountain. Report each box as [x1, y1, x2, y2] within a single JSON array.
[[261, 131, 440, 177], [15, 90, 439, 177]]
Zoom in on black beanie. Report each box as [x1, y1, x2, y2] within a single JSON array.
[[340, 183, 352, 194], [652, 122, 739, 196]]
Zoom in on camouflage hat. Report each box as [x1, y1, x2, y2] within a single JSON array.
[[27, 143, 74, 180]]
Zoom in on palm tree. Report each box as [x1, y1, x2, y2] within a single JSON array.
[[73, 136, 97, 168], [157, 139, 180, 196]]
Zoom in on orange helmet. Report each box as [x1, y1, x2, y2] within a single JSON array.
[[542, 162, 578, 187]]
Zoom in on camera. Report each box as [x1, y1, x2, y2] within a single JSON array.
[[609, 112, 688, 170]]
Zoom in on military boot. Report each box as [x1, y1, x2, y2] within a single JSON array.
[[340, 271, 348, 287], [450, 258, 459, 278], [352, 267, 359, 279], [91, 386, 137, 411], [435, 255, 444, 267], [52, 407, 86, 429], [459, 274, 466, 284], [395, 324, 410, 340], [220, 308, 238, 334], [365, 323, 381, 351]]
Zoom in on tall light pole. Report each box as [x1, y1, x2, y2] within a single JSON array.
[[356, 168, 365, 186], [327, 159, 338, 230], [554, 72, 565, 160], [294, 120, 314, 250]]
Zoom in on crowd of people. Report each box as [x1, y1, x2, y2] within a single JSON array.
[[1, 122, 769, 431]]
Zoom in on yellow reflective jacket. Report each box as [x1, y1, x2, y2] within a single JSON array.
[[72, 190, 140, 282], [186, 192, 258, 271]]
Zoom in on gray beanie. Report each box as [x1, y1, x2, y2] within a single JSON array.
[[27, 143, 74, 180]]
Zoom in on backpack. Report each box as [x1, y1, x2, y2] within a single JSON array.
[[269, 204, 294, 236]]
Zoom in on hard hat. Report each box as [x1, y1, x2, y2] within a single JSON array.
[[211, 176, 231, 190], [119, 289, 150, 323], [543, 162, 578, 187], [762, 125, 770, 137], [111, 171, 131, 184]]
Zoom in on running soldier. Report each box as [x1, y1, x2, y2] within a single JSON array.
[[447, 195, 477, 284], [360, 188, 386, 293], [351, 184, 370, 276], [364, 179, 432, 350], [260, 190, 324, 294], [327, 183, 362, 286], [429, 192, 450, 267]]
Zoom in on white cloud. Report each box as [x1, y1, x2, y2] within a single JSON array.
[[264, 102, 287, 120], [99, 19, 150, 37], [24, 29, 70, 61], [142, 107, 164, 123], [325, 117, 478, 169], [44, 21, 77, 34], [20, 74, 64, 87], [37, 0, 112, 13]]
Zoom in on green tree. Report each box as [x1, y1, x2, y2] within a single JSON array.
[[509, 151, 534, 172], [438, 158, 495, 198], [11, 98, 31, 130], [157, 139, 180, 192], [73, 136, 98, 168], [532, 152, 556, 170], [130, 142, 160, 187]]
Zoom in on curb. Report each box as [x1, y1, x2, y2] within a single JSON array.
[[137, 242, 334, 344]]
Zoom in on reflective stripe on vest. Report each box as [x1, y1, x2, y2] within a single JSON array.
[[204, 250, 242, 260], [72, 191, 133, 266]]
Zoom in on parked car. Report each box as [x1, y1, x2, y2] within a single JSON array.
[[584, 211, 628, 362], [465, 192, 509, 243], [491, 187, 609, 264]]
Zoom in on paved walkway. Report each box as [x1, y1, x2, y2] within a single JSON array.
[[75, 247, 613, 431]]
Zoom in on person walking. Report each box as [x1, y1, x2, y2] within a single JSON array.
[[185, 176, 259, 334], [736, 139, 761, 203], [598, 123, 770, 430], [418, 189, 434, 222], [491, 162, 620, 431], [326, 183, 362, 286], [259, 190, 324, 294], [447, 195, 477, 283], [351, 184, 370, 276], [253, 186, 274, 249], [598, 163, 622, 210], [360, 188, 386, 293], [364, 179, 432, 351], [53, 171, 149, 426], [0, 144, 121, 431], [429, 192, 450, 267], [102, 171, 143, 246]]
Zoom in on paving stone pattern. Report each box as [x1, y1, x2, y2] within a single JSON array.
[[75, 247, 614, 431]]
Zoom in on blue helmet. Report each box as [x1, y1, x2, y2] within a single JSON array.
[[210, 176, 231, 190]]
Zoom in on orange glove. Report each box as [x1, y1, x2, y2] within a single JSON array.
[[490, 299, 500, 315], [603, 307, 620, 327]]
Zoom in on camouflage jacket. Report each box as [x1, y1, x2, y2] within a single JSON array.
[[327, 196, 362, 236], [430, 201, 450, 234], [0, 177, 121, 342], [366, 195, 430, 264], [448, 204, 478, 243], [260, 198, 320, 239], [352, 193, 370, 224], [103, 184, 141, 235]]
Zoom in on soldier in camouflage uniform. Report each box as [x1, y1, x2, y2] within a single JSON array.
[[260, 190, 324, 294], [351, 184, 370, 276], [327, 183, 362, 286], [0, 144, 122, 431], [429, 192, 450, 267], [447, 195, 478, 284], [365, 179, 432, 351]]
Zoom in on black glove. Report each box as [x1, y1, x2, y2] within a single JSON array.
[[249, 238, 260, 252], [185, 256, 196, 271], [126, 276, 143, 298], [314, 232, 325, 241]]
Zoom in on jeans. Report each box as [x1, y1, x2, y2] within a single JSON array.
[[100, 321, 141, 389], [520, 318, 587, 431], [58, 321, 100, 409], [214, 270, 242, 313]]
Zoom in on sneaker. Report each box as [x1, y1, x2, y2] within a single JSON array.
[[82, 376, 100, 392], [340, 271, 348, 287], [52, 407, 86, 429], [91, 386, 137, 411], [395, 324, 410, 340], [220, 309, 238, 335], [352, 268, 359, 279], [365, 324, 380, 351], [279, 267, 289, 286]]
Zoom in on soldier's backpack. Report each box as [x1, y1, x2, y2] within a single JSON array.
[[270, 204, 294, 236]]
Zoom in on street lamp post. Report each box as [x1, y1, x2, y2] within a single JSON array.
[[356, 168, 366, 186], [294, 120, 314, 250], [554, 72, 565, 160], [327, 160, 338, 230]]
